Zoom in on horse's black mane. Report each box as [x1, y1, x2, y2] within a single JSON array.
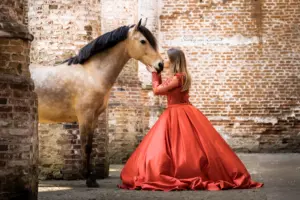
[[63, 25, 157, 65]]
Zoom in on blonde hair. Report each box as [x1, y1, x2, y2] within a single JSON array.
[[167, 48, 191, 91]]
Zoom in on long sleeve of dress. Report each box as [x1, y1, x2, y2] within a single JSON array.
[[152, 72, 180, 95]]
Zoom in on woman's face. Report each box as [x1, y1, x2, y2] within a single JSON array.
[[164, 58, 172, 73], [164, 59, 170, 68]]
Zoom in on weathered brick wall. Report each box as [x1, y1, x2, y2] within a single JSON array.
[[159, 0, 300, 152], [38, 112, 108, 180], [28, 0, 101, 65], [28, 0, 109, 180], [0, 0, 27, 25], [0, 0, 38, 199]]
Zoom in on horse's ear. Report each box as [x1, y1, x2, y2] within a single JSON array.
[[137, 18, 142, 27], [141, 18, 147, 26], [133, 18, 142, 32]]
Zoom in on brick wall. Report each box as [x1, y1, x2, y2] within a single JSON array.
[[28, 0, 101, 65], [28, 0, 109, 179], [0, 0, 26, 25], [38, 112, 108, 180], [0, 0, 38, 199], [159, 0, 300, 152]]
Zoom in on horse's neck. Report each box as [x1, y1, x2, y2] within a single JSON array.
[[85, 42, 130, 90]]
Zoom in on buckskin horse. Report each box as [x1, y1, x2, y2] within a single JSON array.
[[29, 19, 164, 187]]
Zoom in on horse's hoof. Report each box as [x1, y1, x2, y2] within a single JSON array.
[[86, 179, 99, 188]]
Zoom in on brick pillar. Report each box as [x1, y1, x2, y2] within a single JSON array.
[[28, 0, 109, 180], [0, 0, 38, 199]]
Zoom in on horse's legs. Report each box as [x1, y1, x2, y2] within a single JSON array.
[[79, 123, 99, 187]]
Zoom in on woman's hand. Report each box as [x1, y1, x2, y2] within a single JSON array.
[[146, 64, 157, 73]]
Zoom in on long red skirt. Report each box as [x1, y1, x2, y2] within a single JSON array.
[[119, 104, 263, 191]]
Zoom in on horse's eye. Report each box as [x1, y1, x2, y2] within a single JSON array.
[[140, 40, 146, 44]]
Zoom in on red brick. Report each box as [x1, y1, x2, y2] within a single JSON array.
[[0, 106, 12, 112]]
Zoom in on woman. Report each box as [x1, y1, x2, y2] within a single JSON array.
[[119, 48, 263, 191]]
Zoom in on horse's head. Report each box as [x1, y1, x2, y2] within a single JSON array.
[[126, 19, 164, 73]]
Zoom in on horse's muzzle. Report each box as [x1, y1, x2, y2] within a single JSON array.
[[157, 62, 164, 73]]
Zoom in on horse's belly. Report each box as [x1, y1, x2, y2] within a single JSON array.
[[38, 99, 77, 123]]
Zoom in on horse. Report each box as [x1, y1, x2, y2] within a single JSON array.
[[29, 19, 164, 187]]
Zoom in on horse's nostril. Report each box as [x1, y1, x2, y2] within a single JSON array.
[[158, 62, 164, 69]]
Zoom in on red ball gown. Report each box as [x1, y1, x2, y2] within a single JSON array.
[[119, 72, 263, 191]]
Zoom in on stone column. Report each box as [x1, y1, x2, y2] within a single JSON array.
[[28, 0, 109, 180], [0, 0, 38, 200]]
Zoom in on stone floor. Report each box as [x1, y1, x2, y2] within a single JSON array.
[[38, 153, 300, 200]]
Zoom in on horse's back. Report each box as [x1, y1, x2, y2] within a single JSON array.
[[29, 63, 70, 87]]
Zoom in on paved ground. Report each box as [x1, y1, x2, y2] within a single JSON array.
[[38, 154, 300, 200]]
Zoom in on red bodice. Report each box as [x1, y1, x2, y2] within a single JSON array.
[[152, 72, 190, 105]]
